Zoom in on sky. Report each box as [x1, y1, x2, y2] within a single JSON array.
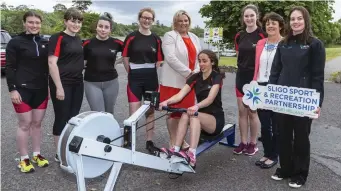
[[3, 0, 341, 28]]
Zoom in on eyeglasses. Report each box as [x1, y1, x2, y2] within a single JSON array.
[[140, 16, 154, 21]]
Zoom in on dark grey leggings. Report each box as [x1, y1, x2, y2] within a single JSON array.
[[84, 78, 119, 115]]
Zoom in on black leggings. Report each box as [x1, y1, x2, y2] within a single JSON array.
[[50, 82, 84, 136]]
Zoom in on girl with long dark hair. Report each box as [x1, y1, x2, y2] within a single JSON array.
[[269, 6, 325, 188]]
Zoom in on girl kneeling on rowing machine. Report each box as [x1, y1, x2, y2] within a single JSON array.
[[159, 49, 225, 168]]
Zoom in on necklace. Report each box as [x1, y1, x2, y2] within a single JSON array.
[[264, 39, 281, 78]]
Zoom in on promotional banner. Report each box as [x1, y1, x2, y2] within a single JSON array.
[[242, 81, 320, 119]]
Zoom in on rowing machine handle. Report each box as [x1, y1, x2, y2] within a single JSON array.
[[162, 106, 198, 116]]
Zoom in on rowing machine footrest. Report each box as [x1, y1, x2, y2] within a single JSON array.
[[69, 136, 83, 153]]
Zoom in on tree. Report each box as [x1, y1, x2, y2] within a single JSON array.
[[1, 2, 8, 10], [53, 3, 67, 12], [72, 0, 92, 13], [199, 0, 336, 44]]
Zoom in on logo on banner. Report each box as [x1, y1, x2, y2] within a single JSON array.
[[242, 81, 320, 118]]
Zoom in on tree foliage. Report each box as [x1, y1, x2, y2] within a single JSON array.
[[0, 2, 204, 39], [199, 0, 339, 45], [72, 0, 92, 13]]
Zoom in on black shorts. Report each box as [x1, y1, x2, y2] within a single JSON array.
[[235, 69, 254, 97], [12, 87, 48, 113], [127, 68, 158, 102], [202, 112, 225, 136]]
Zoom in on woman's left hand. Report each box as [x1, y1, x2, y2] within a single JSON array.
[[313, 107, 321, 119], [187, 105, 199, 116]]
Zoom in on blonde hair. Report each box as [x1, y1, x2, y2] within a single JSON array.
[[172, 10, 191, 30], [138, 7, 155, 21]]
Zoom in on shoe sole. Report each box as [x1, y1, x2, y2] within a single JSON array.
[[271, 175, 283, 181], [244, 148, 259, 156], [289, 183, 302, 188], [233, 151, 244, 155], [17, 165, 35, 173]]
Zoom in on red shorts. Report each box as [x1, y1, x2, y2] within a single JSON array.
[[159, 85, 195, 118], [12, 87, 48, 113], [235, 87, 244, 98]]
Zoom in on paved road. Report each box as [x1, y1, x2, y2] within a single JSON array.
[[325, 56, 341, 80], [1, 65, 341, 191]]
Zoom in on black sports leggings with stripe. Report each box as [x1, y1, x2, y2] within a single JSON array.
[[49, 82, 84, 136]]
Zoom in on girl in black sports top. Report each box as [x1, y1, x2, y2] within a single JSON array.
[[233, 4, 265, 156], [122, 8, 164, 156], [269, 6, 325, 188], [6, 11, 49, 173], [83, 13, 123, 116], [48, 8, 84, 161], [159, 49, 225, 168]]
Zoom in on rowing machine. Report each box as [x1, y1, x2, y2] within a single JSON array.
[[57, 91, 236, 191]]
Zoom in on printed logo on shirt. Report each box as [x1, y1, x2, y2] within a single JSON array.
[[151, 47, 156, 52], [110, 49, 117, 54], [282, 45, 292, 49], [300, 45, 310, 49], [41, 45, 46, 48]]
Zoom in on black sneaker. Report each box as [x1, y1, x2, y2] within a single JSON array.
[[271, 168, 285, 181], [146, 141, 160, 156], [289, 177, 305, 188]]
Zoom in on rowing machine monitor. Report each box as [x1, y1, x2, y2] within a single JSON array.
[[144, 91, 160, 108]]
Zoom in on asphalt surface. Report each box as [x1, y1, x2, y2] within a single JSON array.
[[1, 65, 341, 191]]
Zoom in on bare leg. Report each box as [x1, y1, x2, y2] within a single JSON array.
[[166, 117, 180, 147], [145, 108, 155, 141], [237, 98, 249, 144], [174, 113, 190, 147], [189, 113, 216, 149], [54, 136, 59, 153], [17, 111, 33, 156], [31, 109, 47, 153], [249, 109, 260, 144]]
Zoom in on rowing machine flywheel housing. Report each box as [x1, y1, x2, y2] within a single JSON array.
[[57, 111, 123, 178]]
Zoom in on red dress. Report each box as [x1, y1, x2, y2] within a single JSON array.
[[159, 37, 196, 118]]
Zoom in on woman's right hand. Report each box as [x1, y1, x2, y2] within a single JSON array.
[[56, 87, 65, 100], [10, 90, 22, 104], [159, 101, 168, 111]]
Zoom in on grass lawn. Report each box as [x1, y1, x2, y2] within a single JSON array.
[[326, 48, 341, 61], [219, 47, 341, 67]]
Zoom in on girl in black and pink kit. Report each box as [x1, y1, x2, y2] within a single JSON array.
[[6, 11, 49, 173], [122, 8, 163, 156], [233, 4, 266, 156], [48, 8, 84, 161], [83, 13, 123, 115]]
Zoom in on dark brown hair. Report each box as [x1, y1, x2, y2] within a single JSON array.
[[64, 7, 83, 21], [138, 7, 155, 21], [283, 6, 313, 44], [240, 4, 262, 28], [98, 12, 113, 29], [198, 49, 226, 79], [263, 12, 285, 35], [23, 11, 42, 22]]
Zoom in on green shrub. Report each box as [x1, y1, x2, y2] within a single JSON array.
[[330, 71, 341, 83]]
